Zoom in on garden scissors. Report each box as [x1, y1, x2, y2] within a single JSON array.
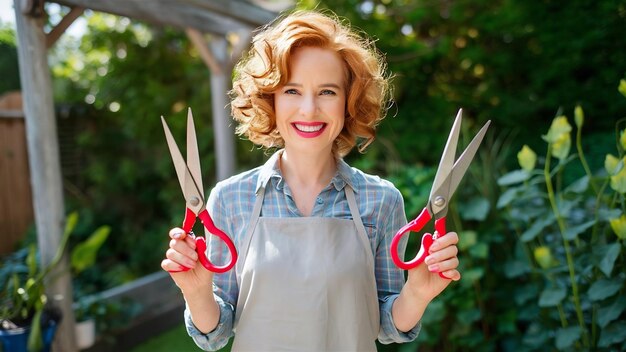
[[390, 109, 490, 278], [161, 108, 237, 273]]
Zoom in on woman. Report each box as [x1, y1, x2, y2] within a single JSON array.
[[162, 9, 460, 351]]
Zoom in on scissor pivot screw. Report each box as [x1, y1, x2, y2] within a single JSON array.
[[189, 197, 200, 206], [434, 196, 446, 207]]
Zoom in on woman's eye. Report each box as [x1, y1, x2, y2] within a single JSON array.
[[320, 89, 336, 96], [284, 88, 298, 95]]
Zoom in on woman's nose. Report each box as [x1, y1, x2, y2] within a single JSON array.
[[299, 95, 316, 117]]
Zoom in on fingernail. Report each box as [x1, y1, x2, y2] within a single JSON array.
[[173, 232, 181, 239], [425, 256, 434, 265], [428, 264, 440, 272]]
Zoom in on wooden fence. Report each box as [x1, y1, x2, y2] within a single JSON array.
[[0, 109, 33, 255]]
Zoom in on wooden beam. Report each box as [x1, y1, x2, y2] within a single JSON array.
[[209, 37, 236, 180], [185, 28, 222, 75], [13, 1, 77, 350], [52, 0, 278, 35], [46, 6, 85, 48]]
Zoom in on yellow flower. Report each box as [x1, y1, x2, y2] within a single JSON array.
[[610, 165, 626, 194], [605, 154, 621, 175], [619, 79, 626, 98], [551, 132, 571, 161], [517, 145, 537, 171], [542, 116, 572, 144], [574, 105, 584, 129], [534, 246, 553, 269], [610, 214, 626, 240]]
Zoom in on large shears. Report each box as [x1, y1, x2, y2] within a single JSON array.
[[391, 109, 490, 278], [161, 108, 237, 273]]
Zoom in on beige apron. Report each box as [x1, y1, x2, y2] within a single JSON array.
[[232, 184, 380, 351]]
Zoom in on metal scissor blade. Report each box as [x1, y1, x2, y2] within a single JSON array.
[[186, 108, 204, 199], [429, 109, 463, 201], [161, 116, 188, 197], [447, 120, 491, 197]]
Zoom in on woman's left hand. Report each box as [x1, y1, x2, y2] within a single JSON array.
[[406, 231, 461, 301]]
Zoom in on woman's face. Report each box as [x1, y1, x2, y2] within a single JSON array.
[[274, 46, 346, 157]]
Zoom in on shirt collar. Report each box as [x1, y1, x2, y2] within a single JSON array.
[[255, 149, 358, 194]]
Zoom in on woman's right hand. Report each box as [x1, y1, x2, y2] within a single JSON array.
[[161, 227, 214, 293]]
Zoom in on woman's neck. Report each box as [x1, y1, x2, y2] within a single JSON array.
[[279, 148, 337, 190]]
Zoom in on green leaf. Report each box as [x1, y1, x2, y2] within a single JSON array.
[[599, 208, 622, 221], [563, 220, 595, 241], [26, 245, 37, 278], [504, 260, 531, 278], [598, 296, 626, 328], [27, 308, 43, 352], [496, 187, 518, 209], [520, 214, 554, 242], [457, 230, 477, 251], [515, 283, 539, 305], [556, 326, 581, 350], [459, 197, 490, 221], [598, 243, 621, 277], [469, 242, 489, 259], [64, 211, 79, 237], [462, 267, 484, 285], [71, 226, 111, 274], [538, 287, 566, 307], [564, 175, 588, 194], [497, 170, 531, 186], [588, 279, 623, 301], [598, 321, 626, 347]]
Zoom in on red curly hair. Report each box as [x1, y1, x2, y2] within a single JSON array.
[[230, 10, 391, 157]]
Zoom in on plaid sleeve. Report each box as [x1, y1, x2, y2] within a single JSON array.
[[184, 180, 238, 350], [375, 182, 421, 344]]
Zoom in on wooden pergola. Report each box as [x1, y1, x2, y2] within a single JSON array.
[[12, 0, 285, 350]]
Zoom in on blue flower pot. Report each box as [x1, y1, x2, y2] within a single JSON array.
[[0, 321, 58, 352]]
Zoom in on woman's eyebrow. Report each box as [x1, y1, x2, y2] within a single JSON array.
[[284, 82, 343, 89]]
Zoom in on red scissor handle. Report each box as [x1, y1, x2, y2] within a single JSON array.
[[168, 208, 238, 274], [390, 207, 449, 279]]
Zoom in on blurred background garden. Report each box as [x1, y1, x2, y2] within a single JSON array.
[[1, 0, 625, 351]]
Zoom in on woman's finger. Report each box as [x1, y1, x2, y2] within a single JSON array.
[[161, 258, 185, 272], [431, 231, 458, 252], [166, 247, 197, 269], [426, 244, 458, 264], [441, 269, 461, 281], [169, 227, 187, 240]]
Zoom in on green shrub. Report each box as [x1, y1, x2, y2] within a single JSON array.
[[495, 81, 626, 350]]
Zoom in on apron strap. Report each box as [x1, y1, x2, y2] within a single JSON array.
[[236, 186, 266, 278], [345, 185, 375, 266]]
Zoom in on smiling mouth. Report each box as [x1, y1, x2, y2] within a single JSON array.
[[293, 123, 325, 133]]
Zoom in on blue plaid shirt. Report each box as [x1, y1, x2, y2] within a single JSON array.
[[185, 151, 421, 350]]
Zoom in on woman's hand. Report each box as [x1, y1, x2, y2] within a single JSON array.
[[161, 227, 214, 294], [406, 231, 461, 302]]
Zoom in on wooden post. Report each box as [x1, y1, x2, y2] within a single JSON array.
[[209, 36, 236, 181], [13, 1, 77, 351]]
